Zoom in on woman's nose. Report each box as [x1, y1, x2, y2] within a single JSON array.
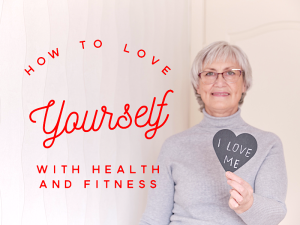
[[214, 74, 227, 86]]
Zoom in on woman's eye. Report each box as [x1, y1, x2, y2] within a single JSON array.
[[227, 71, 235, 75], [206, 72, 214, 76]]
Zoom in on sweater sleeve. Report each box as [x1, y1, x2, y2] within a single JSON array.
[[139, 140, 175, 225], [237, 134, 288, 225]]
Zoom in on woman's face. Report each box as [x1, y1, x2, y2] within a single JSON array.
[[197, 59, 246, 116]]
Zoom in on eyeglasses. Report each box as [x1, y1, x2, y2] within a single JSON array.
[[198, 69, 243, 84]]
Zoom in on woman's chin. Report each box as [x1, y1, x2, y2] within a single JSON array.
[[207, 101, 232, 111], [209, 99, 230, 106]]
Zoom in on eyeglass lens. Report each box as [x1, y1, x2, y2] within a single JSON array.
[[200, 70, 241, 84]]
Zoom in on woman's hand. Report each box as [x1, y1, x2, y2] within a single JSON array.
[[225, 171, 254, 214]]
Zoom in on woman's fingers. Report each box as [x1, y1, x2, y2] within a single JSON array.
[[226, 171, 253, 192], [230, 189, 244, 204], [226, 172, 254, 214], [228, 195, 239, 209], [227, 179, 247, 197]]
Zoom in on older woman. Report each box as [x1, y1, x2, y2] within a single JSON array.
[[139, 41, 288, 225]]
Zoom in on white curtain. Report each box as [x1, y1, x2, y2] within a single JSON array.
[[0, 0, 190, 224]]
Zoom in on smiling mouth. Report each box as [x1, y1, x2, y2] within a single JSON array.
[[211, 92, 230, 96]]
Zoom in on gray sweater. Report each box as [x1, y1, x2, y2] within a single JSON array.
[[139, 107, 288, 225]]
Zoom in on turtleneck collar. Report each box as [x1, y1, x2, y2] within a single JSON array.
[[198, 107, 247, 129]]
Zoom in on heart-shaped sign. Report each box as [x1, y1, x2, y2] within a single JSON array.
[[213, 129, 257, 172]]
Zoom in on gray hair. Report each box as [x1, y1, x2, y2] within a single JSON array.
[[190, 41, 253, 112]]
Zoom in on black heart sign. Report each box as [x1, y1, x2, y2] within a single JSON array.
[[213, 129, 257, 172]]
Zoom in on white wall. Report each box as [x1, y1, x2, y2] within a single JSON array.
[[190, 0, 300, 224]]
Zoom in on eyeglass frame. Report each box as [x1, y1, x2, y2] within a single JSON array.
[[198, 69, 244, 84]]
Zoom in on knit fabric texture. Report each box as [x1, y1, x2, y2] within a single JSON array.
[[139, 107, 288, 225]]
